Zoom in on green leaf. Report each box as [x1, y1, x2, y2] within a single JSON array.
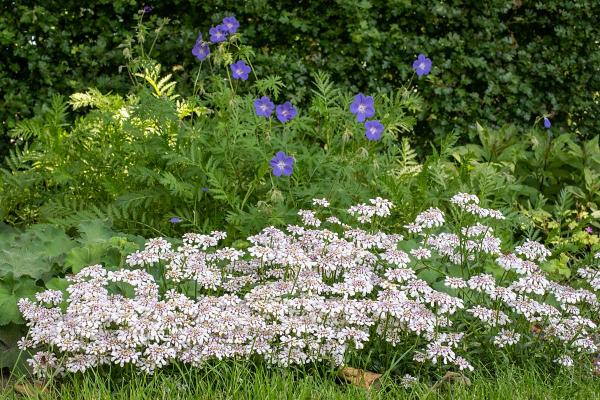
[[417, 268, 443, 284], [64, 243, 122, 274], [0, 225, 75, 280], [77, 220, 115, 244], [0, 247, 57, 280], [0, 278, 41, 326], [0, 323, 27, 369], [45, 277, 70, 292]]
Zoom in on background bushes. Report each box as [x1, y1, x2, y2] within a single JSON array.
[[2, 0, 600, 157]]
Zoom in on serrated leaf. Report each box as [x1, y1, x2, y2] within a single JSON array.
[[77, 220, 114, 244], [0, 248, 54, 280], [0, 225, 75, 279], [21, 224, 75, 259]]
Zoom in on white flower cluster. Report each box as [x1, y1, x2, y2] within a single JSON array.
[[515, 239, 552, 262], [348, 197, 394, 223], [312, 198, 330, 208], [298, 210, 322, 227], [450, 193, 504, 220], [19, 194, 600, 378], [405, 207, 445, 233]]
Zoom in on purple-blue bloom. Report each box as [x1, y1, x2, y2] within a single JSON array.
[[209, 25, 227, 43], [222, 16, 240, 34], [349, 93, 375, 122], [230, 60, 251, 81], [192, 33, 210, 61], [201, 187, 209, 192], [543, 117, 551, 129], [276, 102, 297, 123], [143, 5, 152, 13], [169, 217, 182, 224], [413, 54, 432, 76], [270, 151, 294, 177], [254, 96, 275, 118], [364, 120, 384, 141]]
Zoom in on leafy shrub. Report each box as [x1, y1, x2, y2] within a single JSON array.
[[3, 0, 600, 152], [18, 194, 600, 380], [0, 221, 142, 369], [2, 22, 422, 239], [450, 123, 600, 266], [453, 124, 600, 204]]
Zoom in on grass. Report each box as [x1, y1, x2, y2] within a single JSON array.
[[2, 361, 600, 400]]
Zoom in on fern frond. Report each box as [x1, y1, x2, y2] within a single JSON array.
[[70, 88, 124, 111], [388, 138, 422, 179], [254, 75, 285, 98], [134, 65, 180, 100], [311, 71, 341, 108]]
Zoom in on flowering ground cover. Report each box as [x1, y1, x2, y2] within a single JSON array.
[[14, 194, 600, 387], [2, 9, 600, 399]]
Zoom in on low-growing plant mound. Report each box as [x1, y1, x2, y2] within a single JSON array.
[[18, 194, 600, 383]]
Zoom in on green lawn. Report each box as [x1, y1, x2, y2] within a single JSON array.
[[2, 361, 599, 400]]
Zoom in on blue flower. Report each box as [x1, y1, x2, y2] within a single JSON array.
[[350, 93, 375, 122], [543, 117, 551, 129], [276, 102, 297, 123], [230, 60, 251, 81], [254, 96, 275, 118], [192, 33, 210, 61], [143, 5, 152, 13], [364, 120, 384, 141], [413, 54, 432, 76], [201, 187, 209, 192], [270, 151, 294, 177], [209, 25, 227, 43], [169, 217, 182, 224], [222, 16, 239, 34]]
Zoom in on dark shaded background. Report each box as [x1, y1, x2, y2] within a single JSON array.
[[2, 0, 599, 156]]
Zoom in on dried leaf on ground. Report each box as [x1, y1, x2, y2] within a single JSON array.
[[338, 366, 382, 390]]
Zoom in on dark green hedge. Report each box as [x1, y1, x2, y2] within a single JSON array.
[[2, 0, 599, 149]]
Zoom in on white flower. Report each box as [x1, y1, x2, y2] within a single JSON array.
[[444, 276, 467, 289], [298, 209, 321, 227], [410, 247, 432, 260], [414, 207, 445, 229], [493, 329, 521, 348], [467, 274, 496, 294], [468, 306, 510, 327], [400, 374, 418, 388], [425, 341, 456, 365], [511, 274, 550, 296], [451, 193, 480, 206], [385, 268, 417, 283], [380, 249, 411, 267], [453, 356, 474, 371], [554, 355, 574, 367], [312, 198, 330, 208], [515, 240, 551, 262], [370, 197, 394, 217], [462, 223, 493, 237], [404, 223, 423, 234]]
